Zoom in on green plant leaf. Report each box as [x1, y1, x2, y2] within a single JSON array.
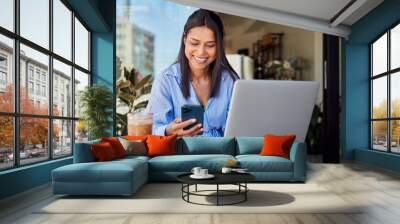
[[79, 84, 113, 140], [116, 80, 131, 89], [118, 92, 136, 103], [134, 75, 153, 91]]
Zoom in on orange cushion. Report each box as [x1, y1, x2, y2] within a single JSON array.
[[124, 135, 148, 141], [101, 137, 127, 158], [259, 134, 296, 159], [146, 135, 177, 157], [91, 142, 118, 161]]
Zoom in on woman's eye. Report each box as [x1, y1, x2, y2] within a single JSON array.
[[190, 42, 199, 46], [207, 44, 216, 48]]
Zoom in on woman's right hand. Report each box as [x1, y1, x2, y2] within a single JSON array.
[[165, 117, 203, 137]]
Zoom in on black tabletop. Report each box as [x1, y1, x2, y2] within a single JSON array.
[[177, 172, 255, 185]]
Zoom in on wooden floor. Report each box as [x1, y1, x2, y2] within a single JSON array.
[[1, 159, 400, 224]]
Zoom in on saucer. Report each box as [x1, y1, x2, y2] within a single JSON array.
[[190, 174, 215, 179]]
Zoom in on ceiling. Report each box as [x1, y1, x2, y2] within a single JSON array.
[[227, 0, 353, 22], [170, 0, 384, 38]]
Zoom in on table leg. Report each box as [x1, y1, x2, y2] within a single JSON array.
[[245, 183, 247, 201], [187, 184, 190, 202], [217, 184, 219, 206], [195, 184, 197, 192]]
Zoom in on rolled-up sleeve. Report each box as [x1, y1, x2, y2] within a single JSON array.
[[146, 74, 174, 135], [221, 75, 235, 133]]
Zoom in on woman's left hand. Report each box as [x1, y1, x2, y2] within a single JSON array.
[[165, 117, 203, 137]]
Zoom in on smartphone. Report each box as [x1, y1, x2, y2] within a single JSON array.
[[181, 104, 204, 131]]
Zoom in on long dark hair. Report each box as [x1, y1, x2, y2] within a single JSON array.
[[176, 9, 239, 99]]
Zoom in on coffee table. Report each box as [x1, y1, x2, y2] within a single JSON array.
[[177, 172, 255, 206]]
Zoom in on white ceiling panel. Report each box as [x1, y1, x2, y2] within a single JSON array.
[[169, 0, 384, 38], [225, 0, 352, 21]]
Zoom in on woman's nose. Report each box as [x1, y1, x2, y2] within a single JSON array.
[[197, 45, 206, 54]]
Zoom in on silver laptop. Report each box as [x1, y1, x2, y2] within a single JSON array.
[[224, 80, 319, 142]]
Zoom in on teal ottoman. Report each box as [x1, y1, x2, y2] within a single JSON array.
[[52, 156, 148, 196]]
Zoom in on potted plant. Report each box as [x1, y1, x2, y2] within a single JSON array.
[[116, 67, 153, 135], [79, 84, 114, 140]]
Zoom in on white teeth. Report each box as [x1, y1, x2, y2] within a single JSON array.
[[193, 56, 208, 63]]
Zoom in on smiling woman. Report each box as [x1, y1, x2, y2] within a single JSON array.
[[146, 9, 239, 137]]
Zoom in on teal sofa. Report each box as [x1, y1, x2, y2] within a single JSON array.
[[52, 137, 306, 196]]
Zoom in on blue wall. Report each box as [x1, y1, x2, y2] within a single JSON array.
[[0, 158, 72, 199], [91, 0, 116, 136], [0, 0, 116, 200], [343, 0, 400, 170]]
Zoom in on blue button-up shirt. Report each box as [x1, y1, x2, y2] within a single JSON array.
[[146, 63, 236, 137]]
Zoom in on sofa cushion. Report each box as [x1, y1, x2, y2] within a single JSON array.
[[178, 137, 235, 155], [235, 137, 263, 155], [118, 137, 147, 156], [101, 137, 127, 158], [52, 158, 147, 183], [91, 142, 118, 161], [148, 154, 235, 172], [236, 155, 293, 172], [147, 135, 177, 157], [260, 134, 296, 159]]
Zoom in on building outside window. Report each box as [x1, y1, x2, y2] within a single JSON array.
[[0, 0, 91, 170], [0, 54, 7, 89], [371, 22, 400, 154]]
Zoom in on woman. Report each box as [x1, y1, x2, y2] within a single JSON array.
[[147, 9, 239, 137]]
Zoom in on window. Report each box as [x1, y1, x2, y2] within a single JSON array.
[[36, 83, 40, 95], [0, 71, 6, 85], [28, 81, 34, 94], [53, 119, 72, 158], [42, 85, 46, 97], [53, 0, 72, 60], [53, 59, 72, 117], [371, 23, 400, 154], [0, 54, 7, 67], [74, 69, 89, 119], [20, 0, 49, 49], [41, 73, 46, 83], [0, 0, 91, 170], [74, 18, 89, 70], [28, 67, 34, 80], [0, 0, 14, 32], [0, 54, 7, 87], [0, 35, 13, 113], [35, 70, 41, 81]]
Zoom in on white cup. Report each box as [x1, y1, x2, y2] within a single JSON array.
[[221, 167, 232, 174], [191, 167, 202, 176], [200, 169, 208, 176]]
